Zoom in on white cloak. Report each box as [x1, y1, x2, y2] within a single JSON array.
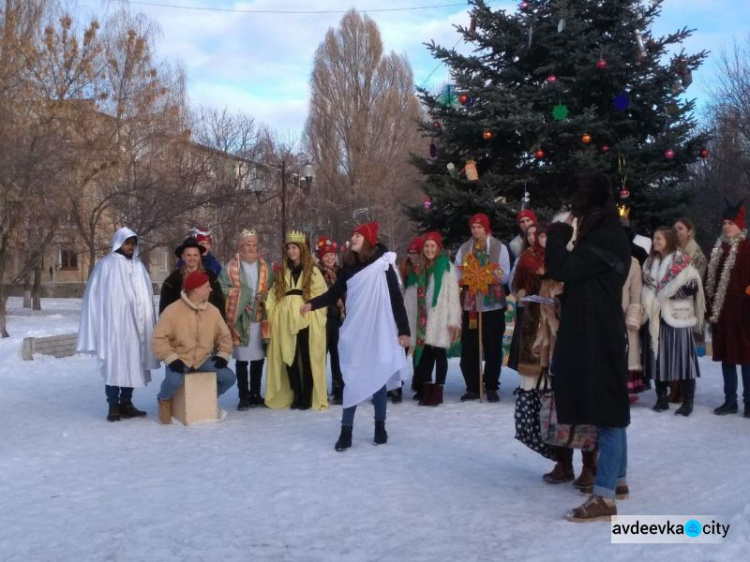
[[339, 252, 407, 408], [76, 227, 160, 387]]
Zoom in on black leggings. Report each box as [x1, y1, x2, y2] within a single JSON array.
[[288, 328, 313, 407], [415, 345, 448, 388]]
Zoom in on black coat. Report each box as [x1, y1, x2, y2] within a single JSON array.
[[159, 269, 226, 321], [545, 212, 631, 428]]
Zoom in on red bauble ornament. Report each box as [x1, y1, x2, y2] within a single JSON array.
[[482, 130, 493, 140], [664, 149, 676, 160], [700, 148, 709, 159], [519, 1, 530, 12], [458, 93, 469, 105], [546, 75, 557, 83], [581, 134, 592, 144], [433, 121, 441, 129], [620, 189, 630, 199], [596, 58, 608, 70], [534, 149, 545, 159], [601, 145, 610, 153]]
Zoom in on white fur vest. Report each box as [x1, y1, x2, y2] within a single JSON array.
[[424, 264, 462, 349]]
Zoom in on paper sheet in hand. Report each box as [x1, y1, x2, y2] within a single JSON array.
[[521, 295, 556, 305]]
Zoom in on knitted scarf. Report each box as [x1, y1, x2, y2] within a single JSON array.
[[414, 254, 450, 366], [705, 230, 747, 324]]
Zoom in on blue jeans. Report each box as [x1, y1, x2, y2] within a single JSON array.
[[341, 385, 388, 426], [721, 362, 750, 404], [105, 385, 133, 405], [158, 358, 236, 401], [593, 427, 627, 499]]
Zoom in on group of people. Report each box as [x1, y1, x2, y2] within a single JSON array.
[[75, 178, 749, 523]]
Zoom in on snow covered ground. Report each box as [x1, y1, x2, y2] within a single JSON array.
[[1, 297, 748, 561]]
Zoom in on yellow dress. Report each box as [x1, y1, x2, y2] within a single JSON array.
[[264, 267, 328, 410]]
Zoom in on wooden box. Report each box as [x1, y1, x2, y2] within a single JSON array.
[[171, 371, 218, 425]]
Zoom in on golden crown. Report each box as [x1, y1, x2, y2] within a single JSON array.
[[240, 228, 258, 238], [285, 230, 307, 245], [617, 203, 631, 218]]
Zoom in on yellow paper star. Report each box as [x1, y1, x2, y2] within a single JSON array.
[[460, 253, 499, 295]]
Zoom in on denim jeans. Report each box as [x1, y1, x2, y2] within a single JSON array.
[[721, 363, 750, 404], [592, 427, 627, 499], [158, 357, 236, 401], [341, 385, 388, 426], [105, 385, 133, 405]]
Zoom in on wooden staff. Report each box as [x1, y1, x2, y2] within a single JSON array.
[[478, 303, 484, 402]]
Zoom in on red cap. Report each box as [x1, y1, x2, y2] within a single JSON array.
[[517, 209, 537, 225], [469, 213, 491, 235], [422, 231, 443, 249], [183, 271, 210, 292], [731, 208, 746, 231], [315, 236, 338, 258], [192, 226, 212, 244], [407, 236, 424, 253], [353, 222, 379, 247]]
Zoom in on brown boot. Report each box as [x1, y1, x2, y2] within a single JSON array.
[[419, 382, 440, 406], [158, 399, 172, 425], [574, 449, 599, 492], [544, 447, 574, 483], [565, 495, 616, 522]]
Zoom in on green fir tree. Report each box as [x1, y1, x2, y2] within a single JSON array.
[[409, 0, 710, 245]]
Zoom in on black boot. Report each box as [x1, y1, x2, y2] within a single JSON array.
[[653, 381, 670, 412], [675, 379, 695, 417], [236, 361, 251, 411], [713, 400, 738, 415], [374, 420, 388, 445], [107, 403, 121, 422], [335, 425, 353, 451], [120, 401, 147, 418], [331, 387, 343, 405], [388, 387, 403, 404], [744, 403, 750, 419], [249, 360, 265, 406]]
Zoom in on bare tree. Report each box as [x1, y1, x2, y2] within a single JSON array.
[[304, 9, 423, 250]]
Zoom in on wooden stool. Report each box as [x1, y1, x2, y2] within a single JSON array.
[[171, 371, 218, 425]]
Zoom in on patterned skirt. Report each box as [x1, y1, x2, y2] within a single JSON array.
[[645, 320, 701, 382]]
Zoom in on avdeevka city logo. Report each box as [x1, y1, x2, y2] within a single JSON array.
[[684, 519, 702, 538]]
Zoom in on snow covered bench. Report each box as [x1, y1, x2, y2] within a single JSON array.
[[171, 371, 218, 425], [21, 333, 78, 361]]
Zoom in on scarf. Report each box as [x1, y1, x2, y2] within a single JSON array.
[[225, 255, 270, 345], [705, 231, 747, 324], [414, 254, 450, 366]]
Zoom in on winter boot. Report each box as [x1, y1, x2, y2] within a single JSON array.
[[107, 403, 121, 422], [667, 381, 682, 403], [249, 360, 265, 406], [565, 495, 617, 523], [653, 382, 670, 412], [713, 400, 738, 416], [460, 391, 480, 402], [158, 399, 172, 425], [419, 382, 439, 406], [434, 384, 444, 405], [485, 388, 500, 403], [334, 425, 353, 452], [544, 447, 574, 483], [120, 401, 147, 418], [574, 449, 599, 492], [387, 387, 403, 404], [675, 379, 695, 417], [236, 361, 251, 411], [745, 403, 750, 419], [331, 388, 343, 406], [374, 420, 388, 445]]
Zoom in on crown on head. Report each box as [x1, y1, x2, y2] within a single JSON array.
[[240, 228, 258, 239], [617, 203, 630, 218], [285, 230, 307, 245]]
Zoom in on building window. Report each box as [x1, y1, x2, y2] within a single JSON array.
[[60, 249, 78, 270], [157, 251, 169, 272]]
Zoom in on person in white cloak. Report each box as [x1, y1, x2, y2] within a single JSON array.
[[76, 227, 160, 422], [302, 222, 410, 451]]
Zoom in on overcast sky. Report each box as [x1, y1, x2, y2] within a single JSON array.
[[73, 0, 750, 138]]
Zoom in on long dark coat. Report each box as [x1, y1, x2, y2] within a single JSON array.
[[710, 239, 750, 365], [159, 268, 226, 321], [545, 212, 631, 428]]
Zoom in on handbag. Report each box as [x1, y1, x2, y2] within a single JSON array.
[[539, 391, 598, 451], [514, 370, 556, 461]]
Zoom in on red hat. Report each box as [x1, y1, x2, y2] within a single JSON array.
[[183, 271, 210, 292], [517, 209, 538, 225], [353, 222, 379, 247], [422, 231, 443, 249], [315, 236, 338, 258], [469, 213, 491, 235], [723, 198, 747, 231], [190, 226, 212, 244], [407, 236, 424, 253]]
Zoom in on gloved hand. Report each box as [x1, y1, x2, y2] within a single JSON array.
[[212, 356, 228, 369], [168, 359, 188, 373]]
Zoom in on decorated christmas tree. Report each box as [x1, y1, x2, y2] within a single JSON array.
[[409, 0, 710, 245]]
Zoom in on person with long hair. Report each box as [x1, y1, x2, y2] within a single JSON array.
[[412, 231, 462, 406], [315, 236, 345, 405], [265, 231, 328, 410], [642, 227, 705, 416], [674, 218, 707, 278], [510, 224, 544, 375], [302, 222, 410, 451]]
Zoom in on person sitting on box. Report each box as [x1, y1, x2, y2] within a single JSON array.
[[152, 271, 236, 424]]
